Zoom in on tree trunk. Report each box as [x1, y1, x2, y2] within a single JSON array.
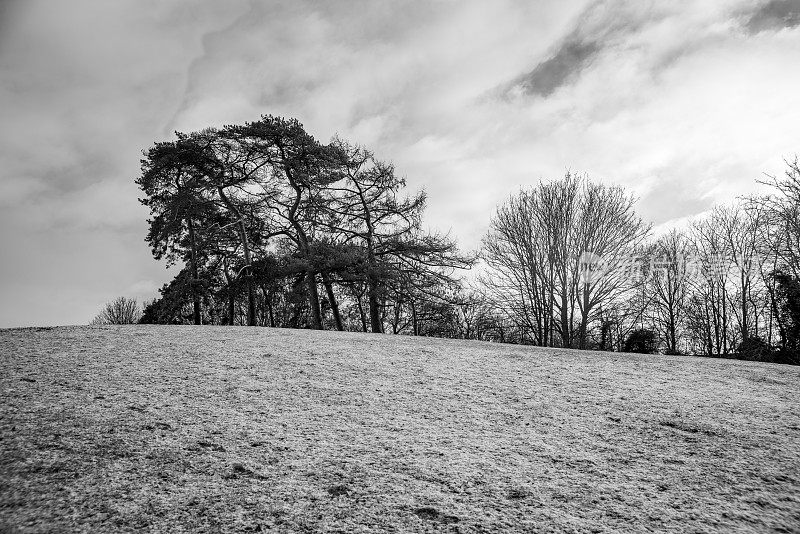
[[187, 218, 202, 325], [292, 232, 322, 329], [267, 292, 276, 327], [217, 186, 256, 326], [392, 297, 403, 334], [578, 285, 590, 350], [261, 285, 276, 328], [368, 271, 382, 333], [321, 272, 343, 331], [411, 300, 419, 336], [721, 284, 728, 353], [305, 271, 324, 329], [560, 291, 570, 347], [352, 285, 368, 332], [668, 308, 677, 353], [357, 184, 382, 334], [222, 261, 236, 326], [741, 273, 749, 342], [280, 160, 323, 330]]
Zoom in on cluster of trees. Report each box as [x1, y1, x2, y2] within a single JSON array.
[[132, 116, 471, 335], [480, 164, 800, 364], [106, 113, 798, 364]]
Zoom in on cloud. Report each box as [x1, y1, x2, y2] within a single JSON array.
[[745, 0, 800, 33], [484, 0, 799, 200], [0, 0, 244, 325], [1, 0, 799, 326], [513, 40, 601, 97], [500, 0, 674, 98]]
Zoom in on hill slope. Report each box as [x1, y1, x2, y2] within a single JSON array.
[[1, 326, 799, 533]]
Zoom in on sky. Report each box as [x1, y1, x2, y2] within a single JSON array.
[[1, 0, 799, 327]]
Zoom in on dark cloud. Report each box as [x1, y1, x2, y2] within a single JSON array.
[[745, 0, 800, 33], [500, 0, 664, 98], [513, 39, 600, 97], [0, 0, 22, 41]]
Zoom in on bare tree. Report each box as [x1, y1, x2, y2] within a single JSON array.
[[482, 173, 648, 348], [758, 157, 800, 277], [645, 230, 691, 353], [572, 179, 650, 348], [752, 157, 800, 357], [688, 210, 735, 355], [91, 297, 141, 325], [720, 202, 769, 343], [685, 204, 771, 354], [482, 177, 579, 346]]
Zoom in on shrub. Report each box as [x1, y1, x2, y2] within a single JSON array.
[[624, 328, 658, 354], [735, 337, 774, 362], [775, 348, 800, 366], [91, 297, 141, 325]]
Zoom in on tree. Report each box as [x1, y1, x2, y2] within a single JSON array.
[[645, 230, 691, 353], [572, 179, 650, 348], [137, 134, 235, 326], [481, 186, 555, 345], [323, 140, 473, 333], [758, 158, 800, 277], [719, 203, 768, 344], [482, 173, 648, 348], [138, 268, 214, 325], [91, 297, 141, 325], [182, 128, 264, 327], [133, 114, 470, 336], [753, 158, 800, 354], [687, 210, 735, 355], [228, 116, 344, 329], [772, 271, 800, 364]]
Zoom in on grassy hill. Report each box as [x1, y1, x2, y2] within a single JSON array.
[[1, 326, 799, 533]]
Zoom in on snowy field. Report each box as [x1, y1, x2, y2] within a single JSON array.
[[1, 325, 799, 533]]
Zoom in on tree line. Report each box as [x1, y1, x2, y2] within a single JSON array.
[[95, 114, 799, 364], [481, 168, 800, 364]]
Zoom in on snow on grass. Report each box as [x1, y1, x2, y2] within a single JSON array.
[[1, 325, 799, 532]]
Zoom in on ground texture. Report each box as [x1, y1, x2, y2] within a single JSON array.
[[1, 325, 799, 533]]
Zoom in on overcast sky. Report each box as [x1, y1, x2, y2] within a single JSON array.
[[1, 0, 799, 327]]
